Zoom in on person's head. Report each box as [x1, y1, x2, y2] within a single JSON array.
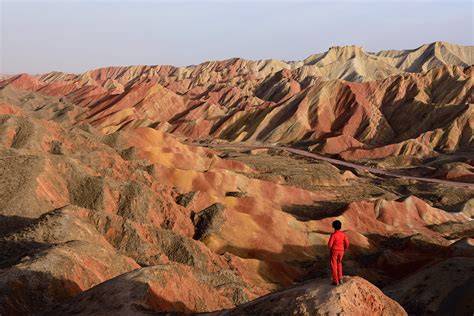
[[332, 220, 342, 231]]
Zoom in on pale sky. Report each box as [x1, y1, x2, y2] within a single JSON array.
[[1, 0, 473, 74]]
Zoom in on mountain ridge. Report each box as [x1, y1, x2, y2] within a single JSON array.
[[0, 42, 472, 163]]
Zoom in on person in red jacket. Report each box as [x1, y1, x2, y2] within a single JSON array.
[[328, 220, 349, 285]]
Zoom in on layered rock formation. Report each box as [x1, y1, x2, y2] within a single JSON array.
[[0, 99, 472, 314], [0, 42, 472, 163], [0, 42, 473, 315]]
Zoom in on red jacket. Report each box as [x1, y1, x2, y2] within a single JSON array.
[[328, 230, 349, 251]]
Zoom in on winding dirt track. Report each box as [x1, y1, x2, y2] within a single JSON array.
[[194, 142, 474, 190]]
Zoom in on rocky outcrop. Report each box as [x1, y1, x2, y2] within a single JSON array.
[[46, 263, 250, 315], [212, 276, 407, 316]]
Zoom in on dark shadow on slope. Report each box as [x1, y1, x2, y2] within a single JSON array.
[[437, 276, 474, 316], [442, 200, 474, 213], [0, 215, 36, 237], [426, 220, 474, 240], [43, 275, 202, 315], [256, 95, 305, 142], [281, 202, 347, 221], [361, 233, 456, 284], [0, 267, 82, 315], [169, 101, 205, 124], [0, 239, 52, 269]]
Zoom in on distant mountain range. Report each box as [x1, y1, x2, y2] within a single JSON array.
[[1, 41, 472, 161]]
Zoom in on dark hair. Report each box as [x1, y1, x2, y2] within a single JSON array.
[[332, 220, 342, 230]]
